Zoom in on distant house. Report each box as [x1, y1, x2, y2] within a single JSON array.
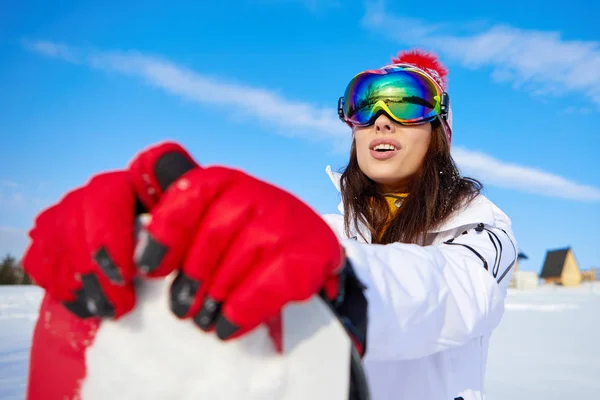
[[539, 247, 582, 287], [581, 269, 597, 282]]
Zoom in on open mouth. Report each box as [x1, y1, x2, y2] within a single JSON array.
[[372, 144, 397, 153], [369, 139, 401, 159]]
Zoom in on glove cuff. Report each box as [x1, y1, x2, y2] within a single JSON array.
[[320, 258, 368, 357], [128, 142, 198, 210]]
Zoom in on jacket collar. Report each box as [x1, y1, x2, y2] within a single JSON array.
[[326, 165, 345, 214], [325, 165, 495, 235]]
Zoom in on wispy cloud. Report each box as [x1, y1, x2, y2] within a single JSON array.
[[23, 39, 347, 146], [362, 1, 600, 110], [452, 147, 600, 202], [23, 39, 80, 63], [24, 39, 600, 202]]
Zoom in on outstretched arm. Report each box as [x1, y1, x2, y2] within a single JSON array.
[[342, 222, 517, 361]]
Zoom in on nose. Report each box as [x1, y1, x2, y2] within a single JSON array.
[[374, 114, 395, 134]]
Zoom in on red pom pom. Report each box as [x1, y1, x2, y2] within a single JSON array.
[[391, 49, 448, 87]]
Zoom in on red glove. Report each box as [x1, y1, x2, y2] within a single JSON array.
[[23, 138, 346, 340], [22, 141, 352, 400], [22, 142, 198, 319], [134, 164, 346, 342]]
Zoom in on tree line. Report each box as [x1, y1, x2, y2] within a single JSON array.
[[0, 254, 34, 285]]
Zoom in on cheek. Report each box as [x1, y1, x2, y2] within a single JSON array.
[[410, 133, 432, 161], [353, 133, 370, 167], [356, 142, 367, 160], [416, 137, 431, 158], [355, 147, 369, 174]]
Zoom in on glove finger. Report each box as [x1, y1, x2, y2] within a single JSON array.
[[22, 203, 72, 300], [134, 166, 245, 278], [188, 198, 282, 332], [169, 182, 257, 320], [79, 171, 138, 318], [61, 274, 114, 319], [214, 197, 344, 340], [22, 188, 114, 318], [128, 141, 199, 210], [214, 251, 301, 341]]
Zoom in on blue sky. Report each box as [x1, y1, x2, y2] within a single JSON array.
[[1, 0, 599, 274]]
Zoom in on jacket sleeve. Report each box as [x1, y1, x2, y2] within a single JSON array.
[[342, 222, 518, 361]]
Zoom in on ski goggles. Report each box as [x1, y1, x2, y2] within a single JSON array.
[[338, 65, 450, 127]]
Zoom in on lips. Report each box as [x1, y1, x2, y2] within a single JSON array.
[[369, 138, 401, 160]]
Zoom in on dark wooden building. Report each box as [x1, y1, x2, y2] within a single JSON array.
[[539, 247, 582, 287]]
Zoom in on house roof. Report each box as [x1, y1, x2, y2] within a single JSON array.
[[539, 247, 570, 278]]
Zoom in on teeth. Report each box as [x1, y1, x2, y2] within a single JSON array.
[[374, 144, 396, 151]]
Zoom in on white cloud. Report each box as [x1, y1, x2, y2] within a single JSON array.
[[23, 41, 347, 146], [24, 40, 600, 202], [22, 39, 81, 63], [99, 53, 346, 141], [362, 1, 600, 110], [452, 147, 600, 202]]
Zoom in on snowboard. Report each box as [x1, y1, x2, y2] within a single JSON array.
[[26, 215, 369, 400], [82, 276, 356, 400]]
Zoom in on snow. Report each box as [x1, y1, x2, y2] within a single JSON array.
[[0, 285, 43, 400], [1, 283, 600, 399], [486, 283, 600, 400]]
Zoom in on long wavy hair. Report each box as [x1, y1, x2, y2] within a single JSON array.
[[340, 118, 482, 245]]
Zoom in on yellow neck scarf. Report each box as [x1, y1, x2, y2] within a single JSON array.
[[376, 193, 408, 241]]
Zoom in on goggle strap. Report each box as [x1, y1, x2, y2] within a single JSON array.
[[440, 92, 450, 120], [337, 97, 345, 122]]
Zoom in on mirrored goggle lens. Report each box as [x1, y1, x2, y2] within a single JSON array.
[[342, 69, 441, 126]]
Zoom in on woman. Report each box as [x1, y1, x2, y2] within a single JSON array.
[[22, 49, 517, 400], [321, 50, 518, 399]]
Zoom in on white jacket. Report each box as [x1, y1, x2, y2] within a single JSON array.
[[321, 166, 518, 400]]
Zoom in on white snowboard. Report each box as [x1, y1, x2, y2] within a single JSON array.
[[79, 273, 353, 400]]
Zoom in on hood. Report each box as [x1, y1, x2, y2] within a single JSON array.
[[326, 165, 345, 214]]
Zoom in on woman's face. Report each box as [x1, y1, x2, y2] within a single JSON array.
[[353, 113, 432, 193]]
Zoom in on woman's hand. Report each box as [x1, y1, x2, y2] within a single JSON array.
[[22, 142, 198, 319], [23, 141, 346, 345], [135, 164, 345, 342]]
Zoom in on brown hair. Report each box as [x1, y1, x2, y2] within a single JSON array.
[[339, 118, 482, 245]]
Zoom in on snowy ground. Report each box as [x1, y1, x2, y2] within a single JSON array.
[[486, 283, 600, 400], [1, 283, 599, 400], [0, 286, 43, 400]]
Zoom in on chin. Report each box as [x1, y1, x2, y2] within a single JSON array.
[[366, 171, 406, 189]]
